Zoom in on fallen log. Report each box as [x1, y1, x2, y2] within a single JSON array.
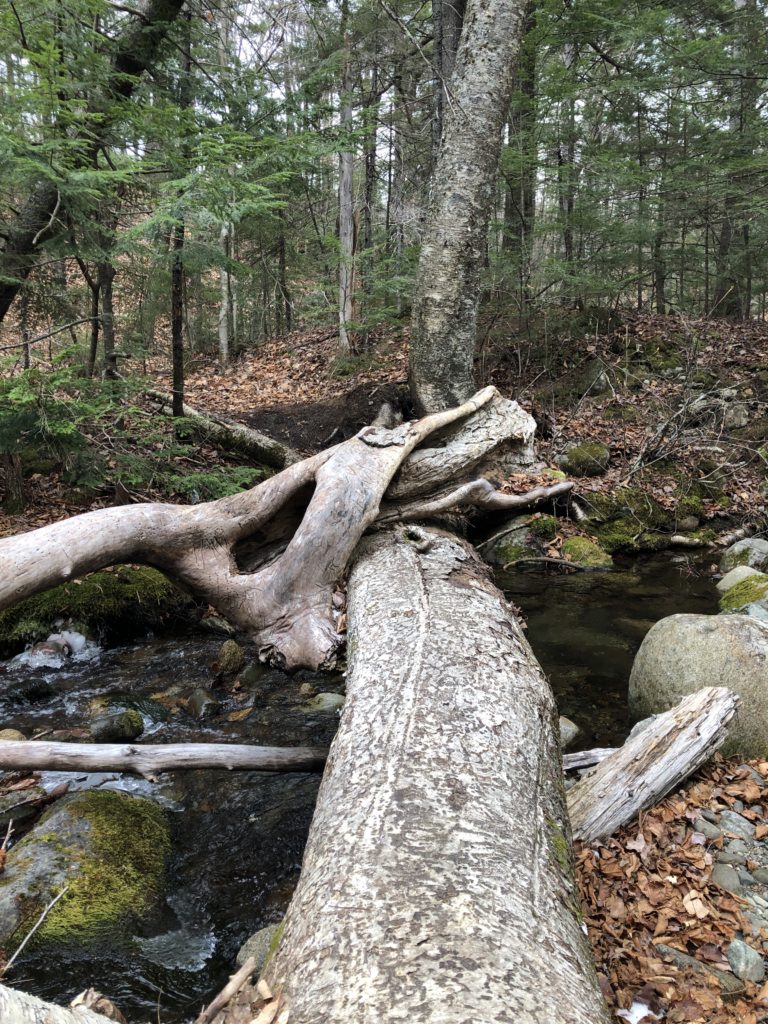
[[147, 390, 299, 468], [567, 686, 739, 843], [217, 527, 611, 1024], [0, 985, 113, 1024], [0, 742, 327, 775]]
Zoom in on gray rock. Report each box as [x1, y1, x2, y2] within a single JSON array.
[[717, 566, 763, 593], [90, 709, 144, 743], [187, 688, 222, 720], [739, 868, 756, 885], [717, 838, 749, 865], [711, 862, 742, 893], [752, 868, 768, 885], [655, 943, 745, 996], [482, 515, 540, 568], [236, 922, 281, 972], [199, 615, 236, 637], [719, 809, 755, 841], [0, 786, 47, 827], [6, 677, 56, 703], [218, 639, 244, 676], [557, 441, 610, 478], [628, 614, 768, 757], [693, 817, 721, 841], [302, 692, 345, 714], [721, 538, 768, 574], [678, 516, 700, 532], [559, 716, 581, 750], [628, 714, 660, 740], [728, 937, 765, 982]]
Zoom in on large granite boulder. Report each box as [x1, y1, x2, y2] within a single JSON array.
[[628, 613, 768, 757]]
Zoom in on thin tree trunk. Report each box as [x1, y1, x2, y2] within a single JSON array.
[[98, 261, 118, 379], [218, 223, 231, 368], [20, 288, 31, 369], [410, 0, 532, 413], [2, 453, 25, 513], [337, 1, 356, 355], [171, 219, 185, 416]]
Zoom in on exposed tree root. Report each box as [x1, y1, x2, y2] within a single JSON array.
[[0, 388, 568, 671]]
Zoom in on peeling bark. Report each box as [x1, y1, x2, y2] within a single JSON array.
[[218, 527, 610, 1024]]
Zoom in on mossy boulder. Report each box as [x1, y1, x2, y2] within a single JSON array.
[[557, 441, 610, 477], [719, 573, 768, 616], [0, 789, 170, 952], [721, 539, 768, 575], [0, 566, 192, 656], [577, 487, 672, 554], [629, 614, 768, 757], [528, 514, 559, 543], [89, 708, 144, 742], [562, 537, 613, 569], [483, 515, 541, 567], [218, 639, 245, 676]]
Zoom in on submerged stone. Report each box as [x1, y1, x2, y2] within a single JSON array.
[[89, 708, 144, 743]]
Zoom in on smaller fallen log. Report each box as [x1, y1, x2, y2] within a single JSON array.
[[563, 747, 616, 770], [568, 686, 739, 842], [147, 390, 299, 468], [0, 742, 327, 775]]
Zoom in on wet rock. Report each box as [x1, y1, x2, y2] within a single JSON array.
[[6, 676, 56, 703], [720, 538, 768, 574], [90, 709, 144, 743], [717, 565, 762, 593], [0, 786, 48, 827], [482, 515, 540, 567], [302, 692, 345, 714], [753, 868, 768, 885], [0, 790, 170, 952], [236, 921, 282, 972], [200, 614, 237, 637], [299, 682, 318, 698], [218, 640, 244, 676], [559, 716, 581, 750], [719, 809, 755, 841], [711, 862, 741, 893], [187, 688, 222, 720], [0, 728, 26, 741], [557, 441, 610, 478], [728, 938, 765, 982], [628, 614, 768, 756]]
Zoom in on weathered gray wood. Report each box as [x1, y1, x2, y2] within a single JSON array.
[[562, 747, 616, 770], [0, 742, 327, 775], [0, 387, 543, 672], [232, 527, 610, 1024], [0, 985, 112, 1024], [568, 686, 739, 842]]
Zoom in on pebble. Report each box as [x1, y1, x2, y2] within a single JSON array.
[[187, 688, 222, 720], [718, 838, 749, 865], [693, 817, 721, 841], [753, 868, 768, 885], [728, 937, 766, 982], [719, 809, 755, 841], [711, 862, 742, 893]]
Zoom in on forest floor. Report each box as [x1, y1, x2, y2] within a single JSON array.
[[3, 310, 768, 1021]]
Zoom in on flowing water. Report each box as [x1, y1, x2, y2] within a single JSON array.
[[0, 552, 719, 1020]]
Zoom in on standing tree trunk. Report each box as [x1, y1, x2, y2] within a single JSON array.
[[171, 218, 185, 416], [218, 222, 231, 368], [432, 0, 467, 164], [98, 260, 118, 379], [337, 0, 356, 354], [410, 0, 532, 413]]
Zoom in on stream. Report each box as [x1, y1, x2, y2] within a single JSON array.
[[0, 552, 719, 1021]]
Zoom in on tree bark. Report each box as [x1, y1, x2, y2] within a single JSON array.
[[219, 527, 610, 1024], [0, 741, 327, 775], [410, 0, 531, 413], [0, 985, 112, 1024], [0, 0, 186, 322], [568, 687, 739, 843], [337, 3, 356, 355]]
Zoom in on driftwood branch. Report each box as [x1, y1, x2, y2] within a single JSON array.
[[0, 742, 327, 776], [568, 687, 739, 842], [196, 957, 257, 1024]]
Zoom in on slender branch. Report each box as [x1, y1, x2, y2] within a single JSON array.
[[31, 191, 61, 247], [2, 886, 69, 976], [195, 957, 257, 1024]]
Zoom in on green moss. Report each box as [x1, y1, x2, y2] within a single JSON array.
[[0, 566, 190, 655], [719, 574, 768, 612], [677, 493, 704, 518], [496, 540, 530, 565], [597, 519, 669, 554], [560, 441, 610, 477], [528, 515, 559, 542], [562, 536, 613, 568], [25, 791, 170, 948], [262, 918, 286, 973]]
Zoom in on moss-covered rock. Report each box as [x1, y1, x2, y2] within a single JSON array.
[[721, 539, 768, 574], [218, 639, 245, 676], [562, 537, 613, 569], [528, 514, 559, 542], [577, 486, 673, 553], [0, 789, 170, 951], [719, 573, 768, 613], [557, 441, 610, 477], [483, 515, 541, 567], [0, 566, 192, 656]]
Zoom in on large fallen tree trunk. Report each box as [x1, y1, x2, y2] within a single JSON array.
[[0, 985, 113, 1024], [0, 387, 568, 671], [217, 527, 611, 1024], [0, 741, 327, 776]]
